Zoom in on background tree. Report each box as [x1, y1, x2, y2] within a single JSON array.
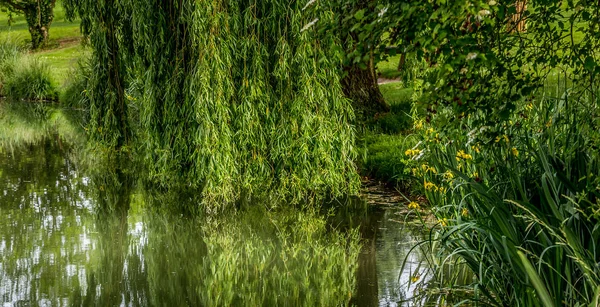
[[320, 0, 391, 120], [0, 0, 57, 49]]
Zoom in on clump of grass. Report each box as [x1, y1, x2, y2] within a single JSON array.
[[2, 56, 58, 102], [0, 39, 21, 92]]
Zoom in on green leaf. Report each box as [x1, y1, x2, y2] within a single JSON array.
[[354, 9, 365, 21], [518, 251, 555, 307], [584, 56, 596, 71]]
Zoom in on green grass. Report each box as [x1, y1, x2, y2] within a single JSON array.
[[39, 44, 89, 85], [0, 4, 86, 87], [378, 55, 403, 80], [359, 82, 416, 186], [2, 55, 58, 101]]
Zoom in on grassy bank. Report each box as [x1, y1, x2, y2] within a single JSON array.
[[0, 5, 85, 101]]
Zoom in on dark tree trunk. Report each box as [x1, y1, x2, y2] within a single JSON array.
[[23, 1, 55, 49], [338, 0, 390, 120], [397, 53, 406, 71], [341, 63, 390, 120]]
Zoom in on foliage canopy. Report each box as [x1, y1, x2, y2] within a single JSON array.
[[63, 0, 360, 208]]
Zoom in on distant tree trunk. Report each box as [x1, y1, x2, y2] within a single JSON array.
[[509, 0, 527, 33], [23, 0, 56, 49], [338, 0, 390, 120], [341, 62, 390, 120], [397, 53, 406, 71]]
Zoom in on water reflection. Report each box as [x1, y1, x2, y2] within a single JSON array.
[[0, 103, 433, 306], [341, 197, 430, 307], [0, 141, 360, 306]]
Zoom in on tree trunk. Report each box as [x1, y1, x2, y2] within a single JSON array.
[[341, 63, 390, 120], [397, 53, 406, 71], [23, 1, 55, 49]]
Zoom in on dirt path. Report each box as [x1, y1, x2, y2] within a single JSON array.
[[377, 77, 402, 85]]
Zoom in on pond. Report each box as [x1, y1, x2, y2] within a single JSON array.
[[0, 103, 431, 306]]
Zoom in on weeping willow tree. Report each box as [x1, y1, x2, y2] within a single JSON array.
[[65, 0, 359, 208]]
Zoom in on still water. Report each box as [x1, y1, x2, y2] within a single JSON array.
[[0, 106, 429, 306]]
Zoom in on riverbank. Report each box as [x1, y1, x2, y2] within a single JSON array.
[[0, 6, 86, 102], [358, 81, 417, 190]]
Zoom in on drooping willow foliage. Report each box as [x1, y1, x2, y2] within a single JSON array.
[[65, 0, 359, 208]]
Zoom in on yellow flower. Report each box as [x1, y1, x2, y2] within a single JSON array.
[[526, 103, 534, 111], [408, 202, 420, 210], [439, 187, 448, 193], [411, 274, 421, 283], [439, 218, 448, 227], [456, 150, 473, 160], [422, 164, 437, 173], [424, 181, 438, 191], [426, 128, 435, 135], [511, 147, 519, 157], [471, 145, 481, 153], [444, 170, 454, 180], [461, 208, 469, 217], [414, 120, 424, 130], [405, 149, 421, 157], [472, 172, 479, 178], [495, 135, 510, 143]]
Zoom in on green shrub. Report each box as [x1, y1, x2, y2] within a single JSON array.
[[3, 56, 58, 101]]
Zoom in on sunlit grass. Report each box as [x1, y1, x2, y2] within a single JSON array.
[[0, 4, 86, 88]]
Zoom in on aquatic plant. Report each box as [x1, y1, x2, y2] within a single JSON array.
[[408, 79, 600, 305]]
